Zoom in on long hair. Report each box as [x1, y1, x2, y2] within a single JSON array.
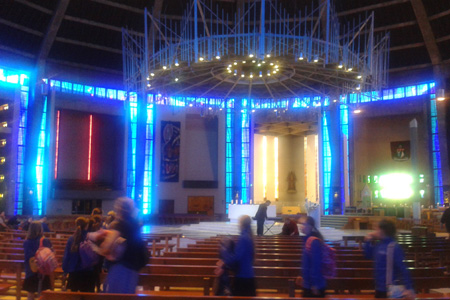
[[305, 216, 324, 241], [26, 221, 43, 240], [71, 217, 88, 253]]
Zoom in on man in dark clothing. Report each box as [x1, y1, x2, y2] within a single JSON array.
[[441, 206, 450, 238], [255, 200, 271, 236]]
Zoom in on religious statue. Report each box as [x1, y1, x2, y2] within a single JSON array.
[[287, 171, 296, 193]]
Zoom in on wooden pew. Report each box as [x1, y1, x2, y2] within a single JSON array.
[[42, 290, 450, 300], [0, 260, 23, 300]]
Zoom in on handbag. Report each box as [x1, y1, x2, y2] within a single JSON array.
[[386, 241, 406, 298]]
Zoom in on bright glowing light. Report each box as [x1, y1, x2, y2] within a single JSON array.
[[88, 114, 93, 181], [175, 62, 179, 66], [199, 57, 204, 61], [338, 62, 343, 68], [243, 61, 246, 64], [266, 54, 271, 58], [354, 109, 361, 114], [216, 56, 221, 60], [228, 69, 232, 73], [241, 74, 245, 77], [1, 122, 7, 128], [356, 84, 361, 90], [249, 54, 254, 58], [54, 110, 61, 179], [257, 63, 261, 67], [0, 157, 5, 164], [209, 107, 212, 110], [175, 78, 179, 82], [249, 73, 253, 78], [263, 136, 267, 199], [274, 137, 279, 199], [233, 62, 237, 65], [420, 190, 425, 198], [357, 75, 362, 79], [150, 73, 155, 77], [163, 66, 167, 70], [347, 67, 353, 72], [379, 173, 413, 200]]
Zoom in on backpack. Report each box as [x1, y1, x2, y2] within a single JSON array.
[[79, 239, 100, 269], [29, 237, 58, 275], [305, 236, 336, 278]]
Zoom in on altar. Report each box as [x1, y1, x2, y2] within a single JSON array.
[[228, 204, 277, 221]]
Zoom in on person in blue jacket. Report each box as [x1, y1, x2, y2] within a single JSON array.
[[23, 221, 52, 300], [364, 219, 415, 299], [221, 215, 256, 296], [62, 217, 95, 292], [299, 216, 326, 297]]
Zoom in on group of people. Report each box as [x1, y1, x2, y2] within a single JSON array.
[[217, 215, 415, 299], [21, 197, 147, 300]]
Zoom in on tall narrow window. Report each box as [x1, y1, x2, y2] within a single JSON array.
[[87, 114, 93, 180], [54, 110, 60, 179]]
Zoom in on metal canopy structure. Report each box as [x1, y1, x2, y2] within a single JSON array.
[[123, 0, 389, 102]]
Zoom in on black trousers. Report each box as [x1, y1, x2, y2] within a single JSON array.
[[303, 288, 326, 298], [256, 219, 264, 236], [233, 277, 256, 296]]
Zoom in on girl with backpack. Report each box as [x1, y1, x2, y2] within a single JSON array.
[[23, 221, 53, 300], [298, 216, 327, 298], [62, 217, 96, 292], [364, 219, 415, 299]]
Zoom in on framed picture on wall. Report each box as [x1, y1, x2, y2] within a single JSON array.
[[160, 121, 181, 182]]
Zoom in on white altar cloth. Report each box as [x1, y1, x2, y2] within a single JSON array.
[[228, 204, 277, 221]]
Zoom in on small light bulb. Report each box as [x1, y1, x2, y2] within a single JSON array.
[[243, 61, 246, 64], [257, 63, 261, 67], [233, 62, 237, 65], [270, 63, 274, 66], [150, 73, 155, 77], [252, 60, 256, 63], [357, 75, 362, 79], [249, 54, 254, 58], [241, 74, 245, 77], [175, 62, 179, 66], [216, 55, 221, 60], [228, 64, 232, 68], [266, 54, 271, 58], [199, 57, 204, 61], [175, 78, 179, 82], [163, 66, 167, 70], [347, 67, 353, 72], [209, 107, 212, 110], [146, 77, 150, 80]]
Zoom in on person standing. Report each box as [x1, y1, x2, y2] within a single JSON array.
[[23, 222, 52, 300], [221, 215, 256, 296], [255, 200, 271, 236], [88, 197, 148, 294], [298, 216, 326, 298], [62, 217, 95, 292], [364, 219, 414, 299], [441, 206, 450, 239]]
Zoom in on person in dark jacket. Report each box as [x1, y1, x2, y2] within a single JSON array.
[[364, 219, 415, 299], [298, 216, 326, 297], [23, 221, 52, 300], [440, 206, 450, 238], [254, 200, 271, 236], [281, 218, 299, 236], [221, 215, 256, 296], [62, 217, 95, 292]]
